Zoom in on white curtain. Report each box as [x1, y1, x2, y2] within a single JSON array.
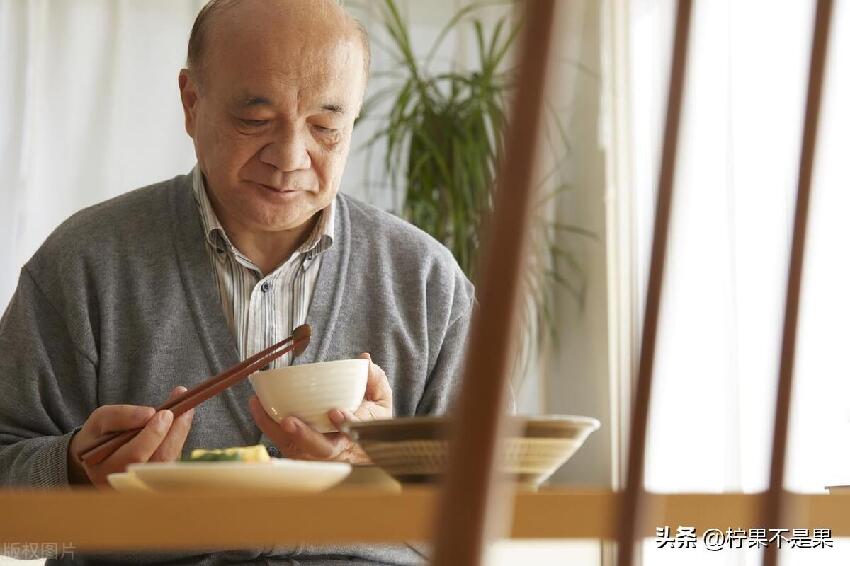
[[1, 4, 203, 565], [618, 0, 850, 564], [0, 0, 209, 307]]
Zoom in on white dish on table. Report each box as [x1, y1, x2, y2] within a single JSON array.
[[122, 458, 351, 494], [106, 471, 154, 493]]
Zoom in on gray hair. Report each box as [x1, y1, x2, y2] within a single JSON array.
[[186, 0, 371, 85]]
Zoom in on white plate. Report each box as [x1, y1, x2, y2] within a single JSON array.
[[126, 459, 351, 494], [107, 472, 154, 493]]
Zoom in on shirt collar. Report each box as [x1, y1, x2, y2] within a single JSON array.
[[190, 165, 334, 259]]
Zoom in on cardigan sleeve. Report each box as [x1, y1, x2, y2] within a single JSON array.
[[414, 266, 517, 416], [414, 302, 472, 416], [0, 267, 96, 487]]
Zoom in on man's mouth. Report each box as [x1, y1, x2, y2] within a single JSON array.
[[256, 182, 297, 194]]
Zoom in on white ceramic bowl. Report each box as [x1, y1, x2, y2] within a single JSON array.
[[344, 415, 600, 487], [250, 359, 368, 433]]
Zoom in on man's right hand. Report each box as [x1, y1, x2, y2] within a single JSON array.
[[67, 386, 195, 486]]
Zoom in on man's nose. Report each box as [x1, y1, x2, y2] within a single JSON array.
[[258, 128, 311, 172]]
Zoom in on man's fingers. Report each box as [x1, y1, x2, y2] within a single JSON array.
[[352, 402, 384, 422], [328, 408, 358, 430], [149, 386, 193, 461], [104, 409, 174, 469], [327, 353, 393, 430], [280, 417, 339, 460], [90, 405, 156, 436], [249, 396, 305, 456], [359, 353, 393, 409], [74, 389, 194, 484], [250, 397, 371, 465], [150, 408, 194, 462], [250, 396, 340, 460], [167, 386, 187, 402]]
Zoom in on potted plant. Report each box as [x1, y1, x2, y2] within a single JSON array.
[[356, 0, 595, 385]]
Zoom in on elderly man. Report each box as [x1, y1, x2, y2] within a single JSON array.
[[0, 0, 472, 564]]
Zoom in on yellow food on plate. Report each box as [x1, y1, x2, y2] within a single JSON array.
[[185, 444, 271, 463]]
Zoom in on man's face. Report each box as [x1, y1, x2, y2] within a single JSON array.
[[180, 3, 365, 236]]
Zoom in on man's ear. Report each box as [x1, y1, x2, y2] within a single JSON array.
[[178, 69, 199, 138]]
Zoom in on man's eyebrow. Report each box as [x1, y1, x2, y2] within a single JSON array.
[[237, 96, 274, 107], [235, 98, 345, 114], [321, 103, 345, 115]]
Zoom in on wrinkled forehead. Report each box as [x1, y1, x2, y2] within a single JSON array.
[[203, 15, 364, 108]]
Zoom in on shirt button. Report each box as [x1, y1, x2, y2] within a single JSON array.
[[260, 282, 270, 293]]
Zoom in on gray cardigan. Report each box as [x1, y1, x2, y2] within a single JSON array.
[[0, 173, 474, 565]]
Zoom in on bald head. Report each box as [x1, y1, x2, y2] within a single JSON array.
[[187, 0, 370, 91]]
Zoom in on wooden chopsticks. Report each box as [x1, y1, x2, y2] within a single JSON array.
[[77, 324, 311, 466]]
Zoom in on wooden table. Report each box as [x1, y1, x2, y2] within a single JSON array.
[[0, 488, 846, 551]]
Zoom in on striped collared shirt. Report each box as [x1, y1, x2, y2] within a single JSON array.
[[191, 166, 334, 367]]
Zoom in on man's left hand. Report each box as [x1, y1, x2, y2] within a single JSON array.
[[248, 353, 393, 464]]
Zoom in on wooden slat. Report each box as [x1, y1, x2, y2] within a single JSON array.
[[0, 488, 435, 550], [616, 1, 693, 566], [430, 1, 558, 565], [510, 489, 620, 539], [1, 489, 847, 549], [762, 2, 834, 566]]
